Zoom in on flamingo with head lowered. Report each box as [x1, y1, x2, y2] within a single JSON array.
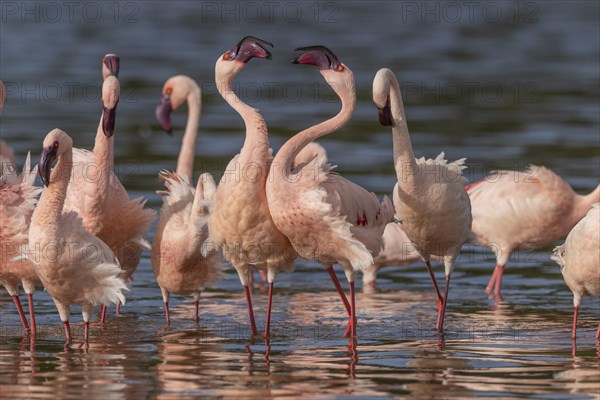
[[152, 75, 225, 323], [63, 55, 155, 320], [28, 129, 128, 344], [266, 46, 395, 338], [206, 36, 298, 338], [373, 68, 472, 333], [468, 169, 599, 298]]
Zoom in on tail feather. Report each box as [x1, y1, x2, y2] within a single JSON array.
[[85, 262, 129, 306]]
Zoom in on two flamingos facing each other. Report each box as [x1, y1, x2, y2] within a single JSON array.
[[552, 203, 600, 342], [266, 46, 394, 338], [373, 68, 472, 333], [152, 75, 225, 323]]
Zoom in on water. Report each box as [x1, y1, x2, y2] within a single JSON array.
[[1, 1, 599, 398]]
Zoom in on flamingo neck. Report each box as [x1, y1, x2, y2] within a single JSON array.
[[573, 184, 600, 220], [216, 72, 269, 163], [35, 149, 72, 227], [274, 73, 355, 178], [176, 91, 201, 184]]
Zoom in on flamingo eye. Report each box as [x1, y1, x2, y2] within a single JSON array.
[[223, 52, 231, 60], [53, 141, 59, 148], [337, 65, 344, 72], [165, 87, 173, 95]]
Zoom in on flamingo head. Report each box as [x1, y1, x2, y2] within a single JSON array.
[[372, 69, 395, 127], [102, 54, 120, 79], [223, 36, 273, 64], [155, 75, 201, 136], [101, 75, 120, 137], [38, 129, 72, 187]]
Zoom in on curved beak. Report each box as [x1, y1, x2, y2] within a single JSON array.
[[103, 54, 120, 77], [102, 100, 118, 137], [38, 145, 57, 187], [233, 36, 273, 63], [155, 93, 172, 135], [377, 96, 394, 127]]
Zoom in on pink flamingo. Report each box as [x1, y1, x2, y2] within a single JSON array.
[[1, 148, 43, 334], [207, 36, 298, 338], [552, 203, 599, 341], [373, 68, 472, 333], [28, 129, 128, 343], [152, 75, 225, 323], [468, 168, 599, 297], [63, 55, 155, 319], [266, 46, 394, 338]]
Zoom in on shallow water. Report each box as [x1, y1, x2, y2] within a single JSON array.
[[1, 1, 599, 399]]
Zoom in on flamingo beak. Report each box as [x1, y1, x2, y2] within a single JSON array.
[[155, 93, 173, 135], [102, 101, 117, 137], [377, 96, 394, 127], [38, 145, 58, 187], [103, 54, 120, 77], [231, 36, 273, 63]]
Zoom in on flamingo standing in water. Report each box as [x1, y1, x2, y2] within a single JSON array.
[[266, 46, 394, 338], [63, 55, 155, 319], [373, 68, 472, 333], [152, 75, 225, 323], [207, 36, 298, 338], [552, 203, 600, 341], [28, 129, 128, 343], [1, 147, 43, 334], [468, 169, 599, 297]]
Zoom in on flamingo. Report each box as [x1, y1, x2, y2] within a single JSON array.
[[28, 129, 128, 343], [372, 68, 472, 333], [552, 203, 600, 341], [266, 46, 394, 338], [207, 36, 298, 338], [152, 75, 225, 323], [468, 169, 599, 297], [0, 147, 43, 334], [63, 55, 155, 318], [362, 221, 422, 290]]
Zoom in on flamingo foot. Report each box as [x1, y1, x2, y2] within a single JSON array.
[[264, 282, 274, 339], [27, 294, 36, 333], [244, 285, 258, 337], [12, 295, 30, 335]]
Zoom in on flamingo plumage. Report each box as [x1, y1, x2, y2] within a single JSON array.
[[266, 46, 394, 338], [207, 36, 298, 338], [152, 75, 225, 323], [373, 68, 472, 333], [552, 203, 600, 341], [62, 55, 155, 316], [468, 168, 599, 297], [28, 129, 128, 343]]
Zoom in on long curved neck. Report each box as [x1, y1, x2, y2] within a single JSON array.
[[274, 73, 355, 174], [573, 184, 600, 220], [383, 70, 419, 179], [216, 69, 269, 162], [92, 114, 114, 184], [176, 91, 201, 184], [35, 149, 72, 226]]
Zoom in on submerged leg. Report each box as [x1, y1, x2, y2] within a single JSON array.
[[11, 295, 30, 334], [27, 293, 36, 333]]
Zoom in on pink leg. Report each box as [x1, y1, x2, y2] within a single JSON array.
[[264, 282, 274, 339], [194, 299, 200, 322], [100, 305, 107, 325], [164, 301, 170, 324], [493, 265, 505, 296], [595, 322, 599, 342], [64, 321, 72, 342], [436, 275, 452, 332], [27, 294, 36, 333], [424, 261, 443, 303], [84, 322, 90, 342], [572, 306, 578, 340], [116, 302, 121, 316], [12, 295, 30, 334], [258, 270, 268, 283], [325, 267, 353, 337], [248, 269, 254, 293], [485, 265, 500, 294], [244, 285, 258, 336], [349, 281, 357, 338]]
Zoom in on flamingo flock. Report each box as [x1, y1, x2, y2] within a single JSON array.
[[0, 37, 598, 347]]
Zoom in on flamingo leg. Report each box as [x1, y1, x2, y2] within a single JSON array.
[[11, 295, 30, 334], [27, 294, 36, 333], [436, 274, 452, 333], [164, 301, 170, 324], [485, 265, 500, 294], [243, 285, 258, 337], [63, 321, 72, 342], [84, 322, 90, 343], [100, 305, 107, 325], [326, 267, 353, 336], [349, 281, 357, 338], [116, 302, 121, 316], [595, 322, 599, 342], [493, 265, 505, 296], [248, 269, 254, 293], [264, 282, 274, 339], [424, 261, 443, 310], [194, 299, 200, 322], [572, 305, 579, 340]]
